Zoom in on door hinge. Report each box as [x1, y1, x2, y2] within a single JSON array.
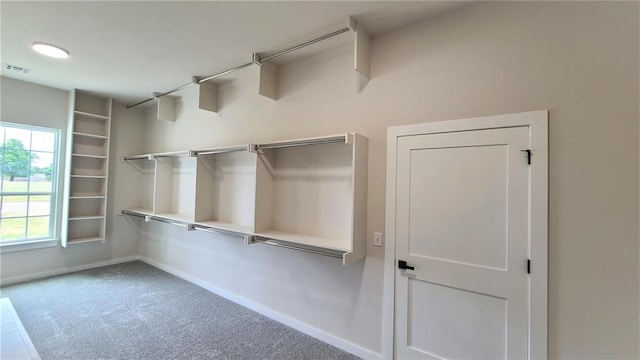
[[527, 259, 531, 274], [521, 149, 532, 165]]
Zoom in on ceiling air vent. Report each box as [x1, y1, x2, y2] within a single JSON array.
[[3, 63, 31, 74]]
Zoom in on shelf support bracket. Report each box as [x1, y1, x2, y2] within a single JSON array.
[[193, 76, 219, 113], [349, 17, 370, 81], [253, 53, 278, 100], [153, 93, 177, 122]]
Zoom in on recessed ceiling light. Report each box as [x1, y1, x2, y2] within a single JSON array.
[[32, 42, 69, 59]]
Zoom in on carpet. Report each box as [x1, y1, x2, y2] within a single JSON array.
[[0, 261, 360, 360]]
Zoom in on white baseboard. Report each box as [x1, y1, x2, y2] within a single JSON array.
[[0, 255, 140, 287], [138, 256, 382, 360]]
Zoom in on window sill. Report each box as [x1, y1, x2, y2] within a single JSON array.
[[0, 239, 58, 253]]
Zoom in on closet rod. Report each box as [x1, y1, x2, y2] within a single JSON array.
[[126, 26, 351, 109], [153, 150, 195, 159], [194, 145, 249, 156], [197, 62, 254, 84], [191, 224, 246, 238], [258, 27, 350, 62], [256, 135, 346, 150], [123, 154, 152, 161], [251, 236, 345, 259], [121, 210, 194, 230]]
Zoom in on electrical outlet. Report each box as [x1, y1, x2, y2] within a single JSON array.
[[373, 232, 383, 247]]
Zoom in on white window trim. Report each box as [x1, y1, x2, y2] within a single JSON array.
[[0, 122, 61, 250]]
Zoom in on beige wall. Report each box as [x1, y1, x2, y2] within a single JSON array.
[[97, 1, 640, 358], [0, 77, 141, 283]]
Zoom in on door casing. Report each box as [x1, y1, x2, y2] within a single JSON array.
[[383, 110, 548, 359]]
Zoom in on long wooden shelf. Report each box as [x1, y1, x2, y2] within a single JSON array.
[[254, 230, 349, 252]]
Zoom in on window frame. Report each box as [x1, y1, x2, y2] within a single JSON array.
[[0, 121, 61, 250]]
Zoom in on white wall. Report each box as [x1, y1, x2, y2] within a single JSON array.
[[130, 2, 639, 358], [0, 77, 141, 283]]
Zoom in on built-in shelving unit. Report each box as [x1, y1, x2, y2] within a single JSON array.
[[61, 90, 112, 246], [121, 133, 368, 265]]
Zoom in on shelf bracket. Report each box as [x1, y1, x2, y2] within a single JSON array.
[[153, 93, 178, 122], [349, 17, 370, 81], [253, 53, 278, 100], [193, 76, 219, 113]]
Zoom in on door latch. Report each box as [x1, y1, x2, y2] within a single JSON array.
[[398, 260, 415, 270]]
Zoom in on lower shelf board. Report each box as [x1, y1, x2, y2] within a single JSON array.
[[67, 237, 104, 244], [253, 230, 350, 253], [68, 216, 104, 221], [193, 220, 253, 235]]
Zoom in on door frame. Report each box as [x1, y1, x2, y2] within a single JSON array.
[[383, 110, 548, 359]]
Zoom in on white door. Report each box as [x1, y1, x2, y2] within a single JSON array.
[[394, 126, 531, 360]]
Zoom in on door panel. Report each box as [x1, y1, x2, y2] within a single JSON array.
[[408, 280, 507, 360], [408, 144, 508, 270], [395, 126, 530, 360]]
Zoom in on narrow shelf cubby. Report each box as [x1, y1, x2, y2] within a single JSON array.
[[153, 155, 197, 222], [69, 176, 106, 197], [71, 155, 107, 177], [194, 146, 257, 235], [122, 155, 155, 215]]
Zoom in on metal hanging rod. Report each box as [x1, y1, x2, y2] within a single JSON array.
[[121, 210, 191, 230], [126, 26, 351, 109], [153, 150, 196, 159], [258, 27, 350, 63], [255, 135, 347, 150], [194, 145, 251, 156], [196, 62, 254, 84], [191, 224, 246, 238], [250, 236, 346, 259], [122, 154, 153, 161]]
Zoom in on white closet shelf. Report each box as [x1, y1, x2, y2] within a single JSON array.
[[124, 208, 154, 216], [255, 133, 351, 149], [253, 230, 349, 252], [67, 236, 104, 244], [74, 110, 109, 120], [69, 216, 105, 221], [69, 195, 105, 199], [193, 220, 253, 235], [70, 175, 107, 179], [72, 153, 107, 159], [152, 213, 193, 223], [72, 132, 108, 140]]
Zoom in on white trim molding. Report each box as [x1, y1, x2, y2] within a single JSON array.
[[383, 110, 548, 359], [0, 256, 140, 286], [138, 256, 382, 360]]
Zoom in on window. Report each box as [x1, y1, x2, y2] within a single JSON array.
[[0, 122, 60, 246]]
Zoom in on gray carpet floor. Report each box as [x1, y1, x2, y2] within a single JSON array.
[[0, 261, 360, 360]]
